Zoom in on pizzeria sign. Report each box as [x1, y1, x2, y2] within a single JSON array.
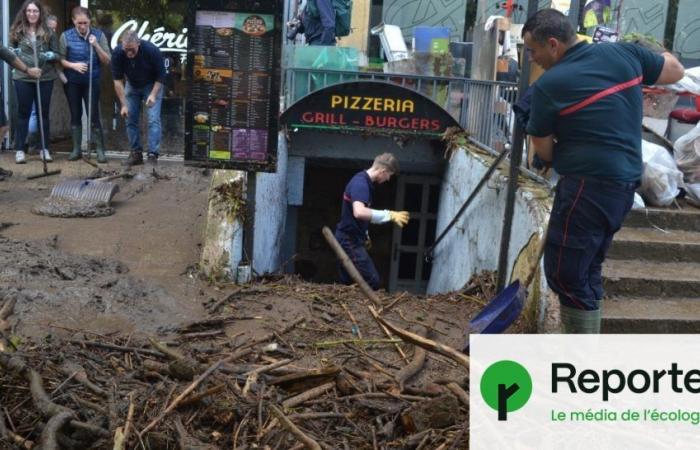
[[280, 81, 461, 137]]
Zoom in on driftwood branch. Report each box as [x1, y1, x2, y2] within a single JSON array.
[[269, 405, 322, 450], [368, 307, 469, 369], [395, 325, 428, 391]]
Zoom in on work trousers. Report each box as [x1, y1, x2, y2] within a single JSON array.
[[544, 176, 636, 310], [335, 229, 380, 290], [66, 81, 102, 129]]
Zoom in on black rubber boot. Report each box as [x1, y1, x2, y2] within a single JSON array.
[[68, 126, 82, 161], [93, 127, 108, 164], [122, 151, 143, 167]]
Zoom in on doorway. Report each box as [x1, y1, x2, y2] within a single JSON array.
[[389, 175, 441, 294]]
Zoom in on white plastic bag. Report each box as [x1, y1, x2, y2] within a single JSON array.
[[661, 66, 700, 95], [673, 121, 700, 184], [632, 192, 646, 209], [639, 140, 684, 206]]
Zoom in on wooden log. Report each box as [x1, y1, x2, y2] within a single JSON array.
[[321, 226, 381, 306]]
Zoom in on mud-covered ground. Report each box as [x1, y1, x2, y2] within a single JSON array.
[[0, 154, 213, 338], [0, 153, 502, 449]]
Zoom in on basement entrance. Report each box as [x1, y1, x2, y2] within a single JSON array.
[[289, 159, 441, 293]]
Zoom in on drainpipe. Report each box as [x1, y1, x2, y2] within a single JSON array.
[[495, 0, 539, 292]]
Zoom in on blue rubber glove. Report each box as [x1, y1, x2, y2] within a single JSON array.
[[40, 51, 58, 62]]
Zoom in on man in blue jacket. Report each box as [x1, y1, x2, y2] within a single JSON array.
[[523, 9, 684, 333], [112, 30, 167, 166], [303, 0, 336, 45]]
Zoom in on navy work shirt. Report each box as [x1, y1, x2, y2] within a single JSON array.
[[527, 42, 665, 183], [336, 171, 373, 240], [111, 40, 166, 88]]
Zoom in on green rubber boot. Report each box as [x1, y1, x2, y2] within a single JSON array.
[[560, 303, 601, 334], [93, 127, 108, 164], [68, 126, 82, 161]]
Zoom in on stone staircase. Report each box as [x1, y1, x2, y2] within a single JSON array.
[[602, 205, 700, 332]]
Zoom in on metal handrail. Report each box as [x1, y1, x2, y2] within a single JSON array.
[[283, 67, 518, 152]]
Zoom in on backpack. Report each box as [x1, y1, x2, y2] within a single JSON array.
[[305, 0, 352, 37]]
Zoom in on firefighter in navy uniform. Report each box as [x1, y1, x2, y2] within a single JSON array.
[[522, 9, 684, 332], [334, 153, 409, 289]]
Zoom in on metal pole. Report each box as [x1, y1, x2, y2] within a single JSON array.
[[2, 0, 10, 148], [495, 0, 538, 291], [568, 0, 581, 31]]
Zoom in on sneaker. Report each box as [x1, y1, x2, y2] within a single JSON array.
[[146, 153, 158, 165], [15, 150, 26, 164], [122, 151, 144, 167], [39, 149, 53, 162]]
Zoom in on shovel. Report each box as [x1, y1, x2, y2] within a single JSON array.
[[49, 172, 130, 205], [26, 33, 61, 180], [463, 223, 548, 352]]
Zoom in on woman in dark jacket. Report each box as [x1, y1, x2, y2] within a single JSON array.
[[9, 0, 59, 164], [60, 6, 111, 163]]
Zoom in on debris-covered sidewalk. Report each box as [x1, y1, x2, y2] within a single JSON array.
[[0, 257, 506, 449]]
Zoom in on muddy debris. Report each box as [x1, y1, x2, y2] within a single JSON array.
[[0, 270, 502, 449], [32, 196, 116, 218], [0, 237, 193, 338]]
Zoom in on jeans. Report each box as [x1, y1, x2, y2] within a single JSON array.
[[28, 104, 38, 135], [66, 81, 102, 129], [125, 82, 163, 155], [544, 176, 636, 311], [14, 80, 53, 151], [335, 229, 380, 290]]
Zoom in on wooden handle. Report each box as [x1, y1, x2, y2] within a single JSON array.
[[321, 226, 381, 306]]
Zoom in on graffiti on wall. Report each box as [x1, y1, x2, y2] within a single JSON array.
[[674, 0, 700, 60], [617, 0, 667, 42], [382, 0, 466, 40]]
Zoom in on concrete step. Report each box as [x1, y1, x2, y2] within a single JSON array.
[[602, 297, 700, 333], [624, 206, 700, 232], [603, 259, 700, 297], [608, 228, 700, 263]]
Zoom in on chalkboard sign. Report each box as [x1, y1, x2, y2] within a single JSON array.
[[184, 1, 282, 172]]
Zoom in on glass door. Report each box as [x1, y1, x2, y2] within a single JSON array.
[[389, 175, 440, 294]]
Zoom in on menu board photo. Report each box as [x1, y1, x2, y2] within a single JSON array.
[[185, 2, 281, 172]]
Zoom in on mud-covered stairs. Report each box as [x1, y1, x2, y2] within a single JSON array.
[[602, 206, 700, 332]]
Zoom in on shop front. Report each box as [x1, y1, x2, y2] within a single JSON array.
[[89, 0, 188, 154]]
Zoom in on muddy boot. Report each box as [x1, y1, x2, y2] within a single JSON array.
[[93, 127, 108, 164], [122, 151, 143, 167], [68, 126, 82, 161], [560, 304, 601, 334]]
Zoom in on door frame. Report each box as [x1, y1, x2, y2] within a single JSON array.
[[389, 174, 441, 293]]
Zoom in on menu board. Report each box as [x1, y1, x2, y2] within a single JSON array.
[[185, 4, 281, 172]]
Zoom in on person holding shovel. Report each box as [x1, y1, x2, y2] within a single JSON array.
[[522, 9, 684, 333], [334, 153, 410, 290], [0, 45, 41, 178], [9, 0, 59, 165], [60, 6, 111, 163], [111, 29, 166, 167]]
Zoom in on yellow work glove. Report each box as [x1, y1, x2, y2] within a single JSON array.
[[388, 210, 410, 227]]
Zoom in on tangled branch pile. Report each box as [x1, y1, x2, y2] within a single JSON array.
[[0, 277, 492, 449]]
